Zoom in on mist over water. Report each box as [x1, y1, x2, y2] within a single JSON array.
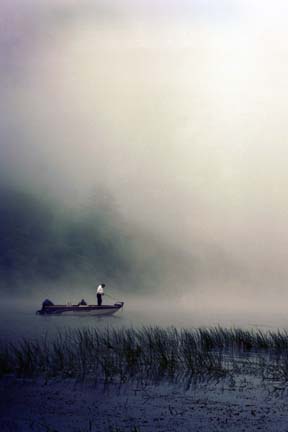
[[2, 0, 288, 319], [2, 296, 288, 344]]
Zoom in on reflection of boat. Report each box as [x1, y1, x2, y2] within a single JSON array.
[[36, 299, 124, 316]]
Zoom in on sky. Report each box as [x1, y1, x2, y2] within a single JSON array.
[[2, 0, 288, 303]]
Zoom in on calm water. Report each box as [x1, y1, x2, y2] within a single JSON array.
[[1, 296, 288, 343]]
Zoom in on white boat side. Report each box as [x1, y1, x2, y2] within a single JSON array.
[[36, 302, 124, 315]]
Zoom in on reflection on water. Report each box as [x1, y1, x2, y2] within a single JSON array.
[[1, 296, 288, 343]]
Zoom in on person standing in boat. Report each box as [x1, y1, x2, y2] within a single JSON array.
[[96, 283, 105, 306]]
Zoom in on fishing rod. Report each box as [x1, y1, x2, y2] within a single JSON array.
[[105, 292, 121, 301], [103, 292, 125, 312]]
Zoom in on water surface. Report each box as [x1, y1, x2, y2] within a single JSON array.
[[1, 296, 288, 343]]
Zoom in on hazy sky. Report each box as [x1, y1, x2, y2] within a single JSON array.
[[2, 0, 288, 294]]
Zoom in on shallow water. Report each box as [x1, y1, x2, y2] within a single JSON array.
[[1, 296, 288, 343]]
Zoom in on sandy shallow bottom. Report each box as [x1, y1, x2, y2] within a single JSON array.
[[1, 375, 288, 432]]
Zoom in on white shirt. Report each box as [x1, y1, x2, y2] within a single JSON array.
[[97, 285, 104, 295]]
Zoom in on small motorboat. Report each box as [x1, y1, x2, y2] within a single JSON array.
[[36, 299, 124, 316]]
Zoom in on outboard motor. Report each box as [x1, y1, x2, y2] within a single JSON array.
[[36, 299, 54, 315], [42, 299, 54, 309]]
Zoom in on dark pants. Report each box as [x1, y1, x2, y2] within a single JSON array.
[[97, 293, 102, 306]]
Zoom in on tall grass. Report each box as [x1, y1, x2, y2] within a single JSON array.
[[2, 326, 288, 383]]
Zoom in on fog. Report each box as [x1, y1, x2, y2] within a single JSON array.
[[1, 1, 288, 310]]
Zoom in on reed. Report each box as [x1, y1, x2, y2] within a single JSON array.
[[2, 326, 288, 382]]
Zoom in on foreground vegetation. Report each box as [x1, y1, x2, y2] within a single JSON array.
[[2, 326, 288, 383]]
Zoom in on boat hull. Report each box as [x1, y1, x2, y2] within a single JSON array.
[[37, 302, 124, 316]]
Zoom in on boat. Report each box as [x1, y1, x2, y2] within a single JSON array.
[[36, 299, 124, 316]]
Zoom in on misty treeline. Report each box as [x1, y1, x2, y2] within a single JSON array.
[[0, 187, 136, 291], [0, 187, 236, 294]]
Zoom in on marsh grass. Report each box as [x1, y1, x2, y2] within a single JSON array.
[[2, 326, 288, 383]]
